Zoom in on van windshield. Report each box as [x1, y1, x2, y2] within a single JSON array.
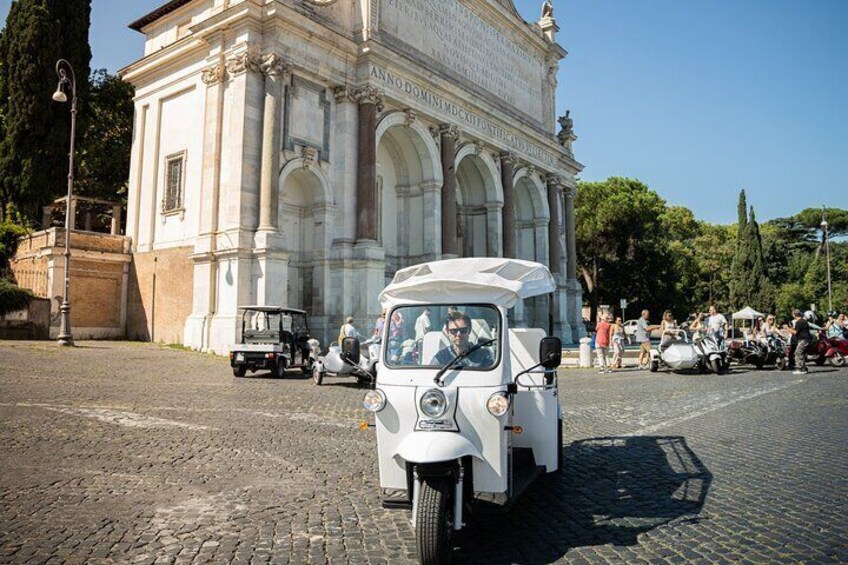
[[383, 304, 500, 370]]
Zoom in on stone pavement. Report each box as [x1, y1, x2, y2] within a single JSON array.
[[0, 341, 846, 564]]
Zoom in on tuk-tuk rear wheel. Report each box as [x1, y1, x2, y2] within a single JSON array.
[[275, 360, 287, 379], [233, 367, 246, 378], [416, 476, 454, 565]]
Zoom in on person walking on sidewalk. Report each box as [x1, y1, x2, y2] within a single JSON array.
[[595, 312, 612, 373], [785, 309, 812, 375], [636, 310, 658, 369], [611, 316, 626, 369]]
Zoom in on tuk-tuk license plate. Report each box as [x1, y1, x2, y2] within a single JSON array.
[[418, 419, 454, 431], [235, 353, 244, 362]]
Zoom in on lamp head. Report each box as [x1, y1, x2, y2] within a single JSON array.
[[52, 85, 68, 103]]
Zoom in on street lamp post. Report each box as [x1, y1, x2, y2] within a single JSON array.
[[821, 207, 833, 313], [52, 59, 77, 347]]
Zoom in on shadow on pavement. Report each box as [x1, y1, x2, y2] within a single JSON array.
[[455, 435, 712, 564]]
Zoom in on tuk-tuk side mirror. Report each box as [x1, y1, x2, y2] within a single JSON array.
[[342, 337, 361, 364], [539, 336, 562, 369]]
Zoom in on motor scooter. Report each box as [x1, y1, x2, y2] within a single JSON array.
[[358, 258, 562, 565], [692, 333, 729, 374], [313, 337, 380, 387], [729, 334, 787, 370]]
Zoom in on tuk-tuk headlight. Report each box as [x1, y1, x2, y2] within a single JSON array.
[[486, 392, 510, 417], [363, 389, 386, 412], [420, 389, 448, 419]]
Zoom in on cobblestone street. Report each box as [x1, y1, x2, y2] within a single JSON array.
[[1, 341, 846, 564]]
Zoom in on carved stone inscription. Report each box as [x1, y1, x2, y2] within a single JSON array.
[[381, 0, 544, 119]]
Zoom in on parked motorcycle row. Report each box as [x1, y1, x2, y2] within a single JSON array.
[[650, 328, 847, 374]]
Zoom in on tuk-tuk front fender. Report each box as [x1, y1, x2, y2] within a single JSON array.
[[393, 432, 484, 465]]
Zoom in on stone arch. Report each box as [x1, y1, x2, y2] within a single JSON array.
[[512, 167, 550, 328], [455, 145, 503, 258], [278, 160, 333, 313], [376, 114, 443, 281]]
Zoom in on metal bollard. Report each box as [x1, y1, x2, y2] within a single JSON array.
[[579, 337, 592, 368]]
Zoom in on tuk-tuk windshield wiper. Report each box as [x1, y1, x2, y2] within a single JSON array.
[[434, 338, 496, 385]]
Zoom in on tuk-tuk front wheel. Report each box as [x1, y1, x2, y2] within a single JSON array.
[[416, 476, 454, 565]]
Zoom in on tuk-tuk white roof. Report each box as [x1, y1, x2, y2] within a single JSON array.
[[237, 305, 307, 315], [379, 258, 556, 308]]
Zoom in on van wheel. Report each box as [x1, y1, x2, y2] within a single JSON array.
[[233, 367, 246, 378], [313, 366, 324, 385], [416, 476, 454, 565]]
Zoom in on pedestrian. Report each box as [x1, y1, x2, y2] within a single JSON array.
[[595, 312, 612, 373], [660, 310, 677, 345], [414, 308, 432, 341], [751, 316, 764, 343], [373, 311, 386, 340], [635, 309, 658, 369], [611, 316, 626, 369], [825, 312, 845, 340], [785, 309, 812, 374], [705, 305, 728, 343], [338, 316, 358, 346]]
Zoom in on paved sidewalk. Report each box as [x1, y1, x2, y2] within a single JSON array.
[[1, 341, 846, 564]]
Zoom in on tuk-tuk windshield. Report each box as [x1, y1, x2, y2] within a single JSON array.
[[241, 310, 281, 342], [383, 304, 500, 370]]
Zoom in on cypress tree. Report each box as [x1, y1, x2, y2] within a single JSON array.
[[0, 0, 91, 221], [729, 189, 748, 307]]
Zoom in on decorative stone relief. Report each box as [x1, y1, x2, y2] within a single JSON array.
[[302, 146, 319, 169], [404, 108, 417, 127], [258, 53, 292, 78]]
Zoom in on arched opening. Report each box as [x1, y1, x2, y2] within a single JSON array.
[[513, 173, 549, 327], [376, 118, 441, 283], [456, 153, 498, 258], [278, 167, 328, 312]]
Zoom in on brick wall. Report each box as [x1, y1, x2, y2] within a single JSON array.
[[127, 247, 194, 344]]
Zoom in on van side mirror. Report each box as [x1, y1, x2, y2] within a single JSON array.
[[539, 336, 562, 369], [342, 337, 360, 364]]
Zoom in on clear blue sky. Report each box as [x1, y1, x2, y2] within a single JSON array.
[[1, 0, 845, 224]]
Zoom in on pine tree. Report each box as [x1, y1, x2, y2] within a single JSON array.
[[0, 0, 91, 220]]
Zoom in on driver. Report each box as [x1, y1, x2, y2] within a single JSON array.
[[432, 311, 494, 367]]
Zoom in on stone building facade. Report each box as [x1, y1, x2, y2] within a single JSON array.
[[122, 0, 584, 353]]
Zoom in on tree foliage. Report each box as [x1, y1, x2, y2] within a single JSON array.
[[0, 0, 92, 220], [76, 69, 135, 202]]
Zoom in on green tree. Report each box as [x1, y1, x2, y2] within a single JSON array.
[[0, 0, 92, 220], [691, 223, 735, 309], [575, 177, 674, 321], [729, 189, 747, 306], [76, 69, 135, 203]]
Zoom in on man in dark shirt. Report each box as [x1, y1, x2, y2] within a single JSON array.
[[432, 311, 494, 368], [786, 309, 812, 374]]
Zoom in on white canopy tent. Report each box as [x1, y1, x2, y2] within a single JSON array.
[[732, 306, 765, 321]]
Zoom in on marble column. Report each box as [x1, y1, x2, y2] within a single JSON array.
[[564, 186, 578, 280], [258, 54, 290, 232], [354, 87, 383, 242], [440, 124, 459, 257], [500, 152, 516, 258], [546, 176, 562, 277]]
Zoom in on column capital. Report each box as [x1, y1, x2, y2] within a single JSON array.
[[437, 123, 460, 141], [258, 53, 292, 78], [201, 64, 225, 85], [353, 86, 385, 112], [500, 152, 517, 166], [546, 173, 564, 188], [224, 50, 261, 76]]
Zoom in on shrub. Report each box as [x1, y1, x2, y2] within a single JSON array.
[[0, 220, 29, 275], [0, 278, 34, 316]]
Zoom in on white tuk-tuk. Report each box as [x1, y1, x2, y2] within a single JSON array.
[[354, 258, 563, 564]]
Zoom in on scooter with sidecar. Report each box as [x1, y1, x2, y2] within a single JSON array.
[[357, 258, 563, 565]]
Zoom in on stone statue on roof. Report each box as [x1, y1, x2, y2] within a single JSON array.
[[541, 1, 554, 19]]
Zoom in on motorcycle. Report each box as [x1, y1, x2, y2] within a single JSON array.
[[693, 333, 729, 374], [728, 334, 787, 370], [313, 336, 380, 387]]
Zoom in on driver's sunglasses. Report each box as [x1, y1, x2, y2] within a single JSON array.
[[448, 327, 471, 336]]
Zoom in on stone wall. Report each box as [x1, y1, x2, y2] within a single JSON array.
[[0, 297, 51, 340], [127, 247, 194, 344]]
